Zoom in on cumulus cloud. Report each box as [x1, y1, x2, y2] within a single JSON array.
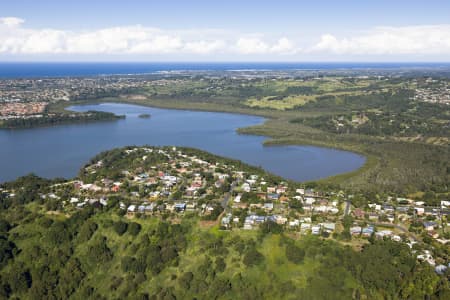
[[235, 37, 299, 55], [0, 19, 220, 55], [235, 37, 269, 54], [0, 19, 207, 55], [128, 36, 183, 54], [0, 18, 299, 56], [311, 25, 450, 55], [184, 40, 226, 54], [0, 17, 24, 27], [1, 16, 450, 59], [270, 37, 298, 54]]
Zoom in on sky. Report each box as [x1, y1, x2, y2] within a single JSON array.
[[1, 0, 450, 62]]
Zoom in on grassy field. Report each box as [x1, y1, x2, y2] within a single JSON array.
[[246, 90, 368, 110]]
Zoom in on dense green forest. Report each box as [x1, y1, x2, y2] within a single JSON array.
[[0, 111, 124, 129], [0, 172, 449, 299], [291, 102, 450, 139]]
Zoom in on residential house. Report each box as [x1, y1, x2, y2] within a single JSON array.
[[350, 226, 362, 235], [353, 208, 365, 219], [311, 225, 321, 235], [273, 215, 287, 225], [300, 223, 311, 233], [276, 186, 287, 194], [242, 183, 251, 192], [256, 192, 267, 200], [267, 193, 279, 201], [367, 212, 379, 221], [304, 197, 315, 205], [127, 205, 136, 216], [296, 188, 305, 195], [423, 221, 438, 231], [234, 194, 242, 203], [267, 187, 276, 194], [362, 226, 375, 237], [322, 223, 336, 233], [263, 202, 274, 211], [415, 207, 425, 216], [375, 230, 393, 239], [289, 219, 300, 228]]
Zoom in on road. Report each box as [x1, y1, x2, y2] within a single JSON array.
[[344, 200, 351, 216], [221, 181, 237, 213]]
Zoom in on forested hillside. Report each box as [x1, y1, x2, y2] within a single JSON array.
[[0, 159, 448, 299]]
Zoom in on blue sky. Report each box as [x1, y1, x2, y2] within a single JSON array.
[[1, 0, 450, 61]]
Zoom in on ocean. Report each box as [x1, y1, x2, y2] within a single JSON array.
[[1, 62, 449, 78]]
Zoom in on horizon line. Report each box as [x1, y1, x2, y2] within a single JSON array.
[[1, 61, 450, 64]]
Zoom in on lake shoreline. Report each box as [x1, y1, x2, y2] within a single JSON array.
[[64, 100, 368, 183], [61, 98, 370, 155], [0, 102, 366, 183], [57, 98, 366, 154]]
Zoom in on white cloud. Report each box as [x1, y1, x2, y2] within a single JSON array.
[[312, 25, 450, 55], [0, 19, 228, 56], [236, 37, 269, 54], [184, 40, 225, 54], [270, 37, 297, 54], [235, 37, 298, 55], [0, 18, 299, 56], [22, 30, 67, 54], [128, 35, 183, 54], [0, 17, 449, 60], [0, 17, 24, 27]]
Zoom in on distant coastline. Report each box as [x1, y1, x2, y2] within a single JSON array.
[[1, 62, 450, 78]]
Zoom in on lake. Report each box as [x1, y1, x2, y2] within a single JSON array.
[[0, 103, 365, 182]]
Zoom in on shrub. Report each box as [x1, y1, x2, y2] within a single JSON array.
[[113, 221, 128, 235], [285, 243, 305, 264], [243, 248, 264, 267], [128, 222, 141, 236]]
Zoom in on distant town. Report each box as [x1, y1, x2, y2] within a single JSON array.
[[412, 77, 450, 105], [1, 72, 449, 121], [0, 76, 149, 120]]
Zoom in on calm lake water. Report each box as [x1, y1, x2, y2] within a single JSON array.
[[0, 103, 365, 183]]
